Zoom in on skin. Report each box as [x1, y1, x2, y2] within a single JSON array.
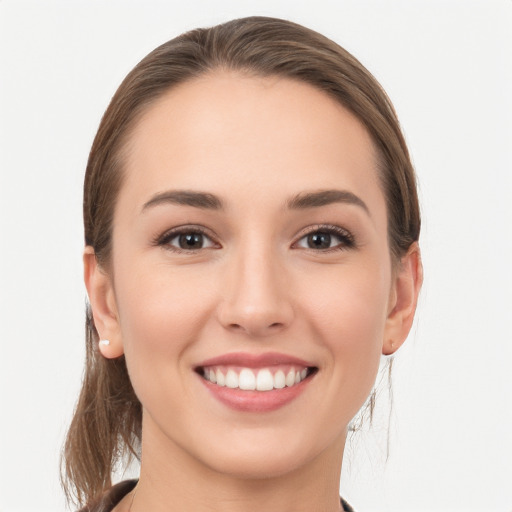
[[85, 72, 422, 512]]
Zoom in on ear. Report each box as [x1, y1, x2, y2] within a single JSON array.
[[382, 242, 423, 355], [83, 246, 124, 359]]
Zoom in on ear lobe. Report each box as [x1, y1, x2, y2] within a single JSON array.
[[83, 247, 124, 359], [383, 242, 423, 355]]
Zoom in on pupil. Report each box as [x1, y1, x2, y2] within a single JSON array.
[[308, 233, 331, 249], [179, 233, 203, 249]]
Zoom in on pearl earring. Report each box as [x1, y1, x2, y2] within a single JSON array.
[[99, 339, 110, 346]]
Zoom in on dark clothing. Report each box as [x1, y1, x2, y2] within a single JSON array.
[[78, 480, 137, 512], [79, 479, 355, 512]]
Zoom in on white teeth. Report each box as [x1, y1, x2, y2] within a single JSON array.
[[274, 370, 286, 389], [256, 369, 274, 391], [216, 369, 225, 386], [203, 366, 312, 391], [285, 370, 296, 387], [225, 369, 239, 388], [239, 368, 256, 390]]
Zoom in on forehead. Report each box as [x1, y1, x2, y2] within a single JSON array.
[[120, 71, 385, 217]]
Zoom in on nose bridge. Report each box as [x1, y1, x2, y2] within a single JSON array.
[[218, 235, 293, 335]]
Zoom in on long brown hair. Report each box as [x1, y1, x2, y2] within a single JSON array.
[[62, 16, 420, 507]]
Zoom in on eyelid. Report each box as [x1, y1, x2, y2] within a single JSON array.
[[153, 224, 221, 252], [292, 224, 356, 251], [152, 223, 355, 253]]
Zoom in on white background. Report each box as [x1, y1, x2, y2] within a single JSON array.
[[1, 1, 511, 511]]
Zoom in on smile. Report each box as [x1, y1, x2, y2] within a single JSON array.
[[199, 365, 314, 391], [195, 352, 318, 412]]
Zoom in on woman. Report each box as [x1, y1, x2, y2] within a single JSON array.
[[63, 16, 422, 512]]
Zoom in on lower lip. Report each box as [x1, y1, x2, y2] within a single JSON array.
[[199, 374, 314, 412]]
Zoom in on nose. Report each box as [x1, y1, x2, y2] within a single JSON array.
[[216, 244, 294, 337]]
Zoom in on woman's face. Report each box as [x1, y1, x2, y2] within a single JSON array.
[[96, 72, 406, 478]]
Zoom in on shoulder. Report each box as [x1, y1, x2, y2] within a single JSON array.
[[341, 496, 356, 512], [78, 481, 354, 512], [77, 480, 137, 512]]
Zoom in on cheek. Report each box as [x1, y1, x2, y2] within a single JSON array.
[[298, 261, 390, 408], [301, 258, 390, 342], [112, 260, 217, 386], [112, 266, 222, 435]]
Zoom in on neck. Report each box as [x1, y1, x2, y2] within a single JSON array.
[[130, 417, 347, 512]]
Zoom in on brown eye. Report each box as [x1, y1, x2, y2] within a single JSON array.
[[294, 226, 355, 251], [307, 232, 332, 249], [178, 233, 205, 249], [160, 230, 217, 251]]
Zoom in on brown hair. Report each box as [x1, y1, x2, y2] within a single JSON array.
[[62, 15, 420, 507]]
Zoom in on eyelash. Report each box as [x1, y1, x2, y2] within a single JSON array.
[[153, 225, 219, 253], [293, 224, 356, 252], [153, 224, 356, 253]]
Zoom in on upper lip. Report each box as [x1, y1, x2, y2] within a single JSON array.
[[195, 351, 316, 369]]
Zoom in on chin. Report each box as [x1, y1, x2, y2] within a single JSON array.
[[200, 443, 315, 480], [180, 421, 345, 482]]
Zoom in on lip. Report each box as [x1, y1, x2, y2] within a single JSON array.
[[195, 351, 314, 369], [195, 351, 317, 413]]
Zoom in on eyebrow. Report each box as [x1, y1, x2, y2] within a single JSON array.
[[141, 188, 369, 215], [287, 189, 370, 215], [142, 190, 223, 212]]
